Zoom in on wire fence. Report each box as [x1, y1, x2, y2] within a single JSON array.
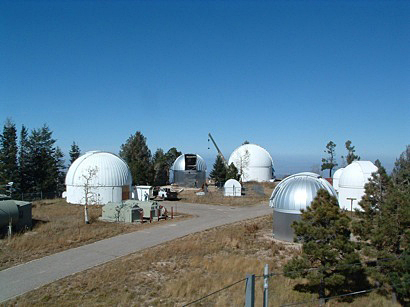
[[13, 192, 61, 202], [182, 255, 406, 306]]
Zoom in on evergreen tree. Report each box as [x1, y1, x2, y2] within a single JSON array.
[[0, 118, 19, 186], [342, 140, 360, 165], [119, 131, 153, 185], [209, 155, 226, 184], [26, 125, 62, 194], [54, 146, 66, 195], [284, 190, 365, 298], [353, 150, 410, 303], [321, 141, 338, 177], [18, 125, 30, 193], [392, 145, 410, 187], [152, 148, 168, 186], [69, 141, 81, 165], [352, 160, 392, 244], [164, 147, 182, 180], [226, 162, 240, 181]]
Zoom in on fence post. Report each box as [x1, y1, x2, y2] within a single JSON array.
[[263, 264, 269, 307], [245, 274, 255, 307]]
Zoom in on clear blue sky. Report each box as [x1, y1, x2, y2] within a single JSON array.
[[1, 0, 409, 176]]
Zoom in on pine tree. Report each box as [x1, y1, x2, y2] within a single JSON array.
[[351, 160, 391, 244], [164, 147, 182, 181], [209, 155, 226, 184], [69, 141, 81, 165], [392, 145, 410, 188], [152, 148, 168, 186], [119, 131, 153, 185], [342, 140, 360, 165], [284, 189, 365, 298], [26, 125, 61, 194], [321, 141, 338, 177], [18, 125, 30, 193], [226, 162, 240, 181], [0, 118, 19, 186], [353, 149, 410, 303], [54, 146, 66, 195]]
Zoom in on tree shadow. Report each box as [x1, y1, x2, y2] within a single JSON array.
[[292, 268, 372, 303], [31, 218, 49, 228]]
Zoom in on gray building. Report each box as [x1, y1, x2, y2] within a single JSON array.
[[101, 200, 164, 223], [269, 172, 337, 242], [169, 154, 207, 188], [0, 198, 32, 232]]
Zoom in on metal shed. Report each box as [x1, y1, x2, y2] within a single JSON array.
[[133, 186, 153, 201]]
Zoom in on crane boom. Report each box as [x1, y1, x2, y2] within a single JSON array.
[[208, 133, 228, 167]]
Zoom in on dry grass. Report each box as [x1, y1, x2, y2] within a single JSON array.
[[178, 181, 277, 206], [0, 199, 188, 270], [7, 215, 398, 306]]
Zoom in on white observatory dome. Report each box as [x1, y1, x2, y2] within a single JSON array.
[[332, 168, 345, 192], [338, 161, 378, 211], [228, 144, 274, 182], [65, 151, 132, 205], [338, 161, 377, 189], [269, 172, 337, 214]]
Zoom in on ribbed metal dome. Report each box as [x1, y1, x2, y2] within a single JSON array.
[[65, 151, 132, 187], [269, 172, 337, 214], [171, 154, 207, 171]]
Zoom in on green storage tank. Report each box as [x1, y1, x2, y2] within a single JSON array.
[[0, 199, 32, 231]]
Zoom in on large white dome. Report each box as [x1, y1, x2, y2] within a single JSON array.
[[228, 144, 274, 182], [269, 172, 337, 214], [338, 161, 377, 189], [65, 151, 132, 205], [66, 151, 132, 187]]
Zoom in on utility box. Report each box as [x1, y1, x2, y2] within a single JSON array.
[[138, 201, 166, 219], [101, 200, 143, 223]]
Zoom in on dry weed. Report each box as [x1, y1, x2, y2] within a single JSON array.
[[0, 199, 188, 270], [7, 214, 398, 306]]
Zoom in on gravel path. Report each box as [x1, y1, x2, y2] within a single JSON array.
[[0, 202, 271, 302]]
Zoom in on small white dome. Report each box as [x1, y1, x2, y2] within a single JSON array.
[[338, 161, 377, 189], [171, 154, 207, 172], [270, 172, 337, 214], [66, 151, 132, 187], [224, 179, 242, 197], [228, 144, 274, 182]]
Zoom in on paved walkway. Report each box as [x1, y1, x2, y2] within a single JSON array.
[[0, 202, 271, 302]]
